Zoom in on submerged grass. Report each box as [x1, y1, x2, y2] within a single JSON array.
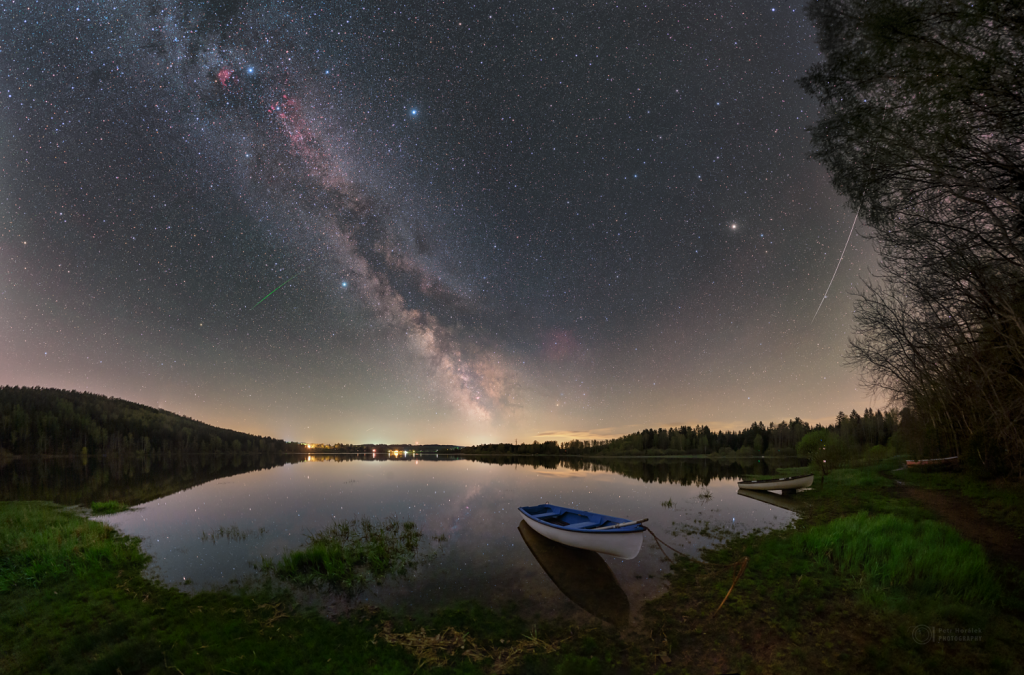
[[671, 519, 754, 543], [200, 524, 267, 543], [89, 500, 128, 515], [268, 516, 425, 595], [797, 511, 1000, 605]]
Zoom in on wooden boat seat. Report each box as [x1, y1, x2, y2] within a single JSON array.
[[564, 522, 602, 531], [538, 514, 611, 530]]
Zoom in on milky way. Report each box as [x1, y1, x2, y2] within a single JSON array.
[[0, 1, 876, 443]]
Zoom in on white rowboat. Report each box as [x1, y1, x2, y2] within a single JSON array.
[[737, 474, 813, 492], [518, 504, 647, 559]]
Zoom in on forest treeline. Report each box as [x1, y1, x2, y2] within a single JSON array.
[[0, 386, 969, 476], [0, 386, 300, 456], [469, 407, 904, 460]]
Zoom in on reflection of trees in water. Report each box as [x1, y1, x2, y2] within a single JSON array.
[[468, 456, 808, 487], [0, 451, 297, 505], [0, 451, 456, 505], [0, 452, 809, 505]]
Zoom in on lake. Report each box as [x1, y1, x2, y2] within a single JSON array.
[[1, 452, 806, 626]]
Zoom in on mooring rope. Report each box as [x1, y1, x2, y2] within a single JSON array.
[[644, 526, 749, 619]]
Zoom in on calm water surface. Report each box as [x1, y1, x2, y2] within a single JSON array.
[[93, 455, 801, 625]]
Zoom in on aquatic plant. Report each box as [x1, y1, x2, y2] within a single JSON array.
[[672, 519, 754, 543], [696, 485, 713, 506], [90, 500, 129, 515], [200, 525, 267, 544], [268, 516, 425, 594]]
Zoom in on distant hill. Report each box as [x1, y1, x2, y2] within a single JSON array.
[[0, 386, 299, 456]]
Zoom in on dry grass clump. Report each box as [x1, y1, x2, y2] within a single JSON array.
[[373, 621, 562, 673]]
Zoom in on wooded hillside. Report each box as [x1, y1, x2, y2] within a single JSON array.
[[0, 386, 298, 456]]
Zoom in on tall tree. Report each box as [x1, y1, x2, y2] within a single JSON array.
[[801, 0, 1024, 475]]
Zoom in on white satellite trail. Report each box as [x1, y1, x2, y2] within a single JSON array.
[[812, 102, 889, 323], [812, 206, 861, 323]]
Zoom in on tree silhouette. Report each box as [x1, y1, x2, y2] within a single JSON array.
[[801, 0, 1024, 476]]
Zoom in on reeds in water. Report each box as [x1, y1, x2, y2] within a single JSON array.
[[90, 500, 128, 515], [199, 525, 267, 544], [268, 516, 424, 595]]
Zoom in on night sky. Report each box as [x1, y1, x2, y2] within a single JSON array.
[[0, 1, 876, 445]]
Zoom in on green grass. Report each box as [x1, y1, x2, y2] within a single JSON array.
[[797, 511, 1000, 605], [0, 501, 147, 592], [267, 516, 426, 595], [90, 500, 128, 515], [639, 459, 1024, 674]]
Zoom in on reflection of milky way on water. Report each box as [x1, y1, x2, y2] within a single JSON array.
[[97, 458, 798, 626]]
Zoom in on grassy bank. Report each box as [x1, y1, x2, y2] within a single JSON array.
[[640, 459, 1023, 674], [2, 460, 1022, 674]]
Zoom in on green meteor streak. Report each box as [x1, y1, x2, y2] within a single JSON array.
[[252, 272, 300, 309]]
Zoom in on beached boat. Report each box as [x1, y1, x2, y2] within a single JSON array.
[[905, 455, 959, 468], [736, 474, 813, 493], [517, 504, 647, 559]]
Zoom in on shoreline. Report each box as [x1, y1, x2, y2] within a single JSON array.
[[2, 457, 1020, 673]]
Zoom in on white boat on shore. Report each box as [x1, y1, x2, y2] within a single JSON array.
[[906, 456, 959, 468], [737, 474, 813, 493]]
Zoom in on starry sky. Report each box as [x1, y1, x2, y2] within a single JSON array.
[[0, 0, 877, 445]]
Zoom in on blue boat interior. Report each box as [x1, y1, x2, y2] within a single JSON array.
[[520, 504, 642, 532]]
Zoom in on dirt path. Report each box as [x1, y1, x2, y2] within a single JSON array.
[[901, 485, 1024, 566]]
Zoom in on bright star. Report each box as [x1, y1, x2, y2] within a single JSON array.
[[410, 109, 418, 116]]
